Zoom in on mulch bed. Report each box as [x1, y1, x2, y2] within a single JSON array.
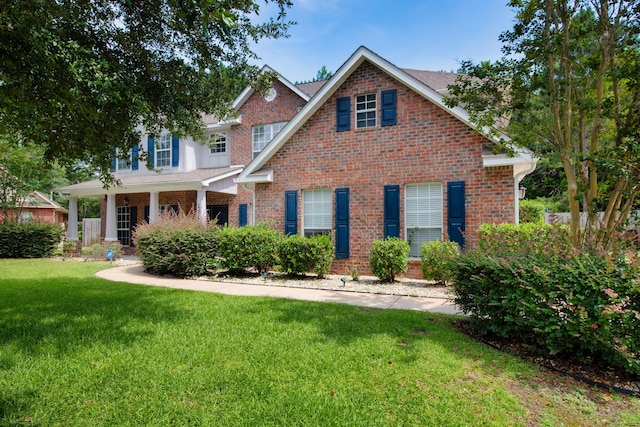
[[455, 319, 640, 397]]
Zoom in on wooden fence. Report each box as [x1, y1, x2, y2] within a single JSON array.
[[544, 211, 640, 231], [82, 218, 101, 247]]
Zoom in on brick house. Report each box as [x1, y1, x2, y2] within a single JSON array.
[[59, 46, 536, 277], [0, 190, 68, 226]]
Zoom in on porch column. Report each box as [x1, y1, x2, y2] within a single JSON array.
[[67, 197, 79, 240], [196, 189, 207, 222], [149, 191, 159, 223], [104, 194, 118, 241]]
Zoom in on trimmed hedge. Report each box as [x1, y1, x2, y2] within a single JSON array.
[[420, 240, 460, 284], [453, 223, 640, 375], [519, 199, 546, 224], [277, 233, 334, 278], [369, 237, 409, 282], [218, 223, 282, 274], [134, 213, 219, 278], [0, 222, 63, 258]]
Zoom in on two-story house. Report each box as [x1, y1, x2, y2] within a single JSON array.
[[59, 46, 536, 278]]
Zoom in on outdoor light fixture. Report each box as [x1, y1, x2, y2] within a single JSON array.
[[124, 195, 130, 206], [518, 186, 526, 200]]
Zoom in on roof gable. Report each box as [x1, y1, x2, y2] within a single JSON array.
[[231, 65, 311, 111], [237, 46, 490, 183]]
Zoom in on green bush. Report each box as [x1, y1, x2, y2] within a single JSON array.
[[369, 237, 409, 282], [420, 240, 460, 284], [277, 233, 334, 278], [134, 212, 219, 278], [218, 223, 282, 274], [519, 199, 546, 224], [0, 221, 63, 258], [477, 222, 571, 257], [453, 234, 640, 375]]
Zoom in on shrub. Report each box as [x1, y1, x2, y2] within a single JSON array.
[[134, 212, 219, 278], [369, 237, 409, 282], [519, 199, 546, 224], [277, 234, 334, 278], [218, 223, 282, 274], [452, 244, 640, 375], [0, 221, 63, 258], [420, 240, 460, 284], [477, 222, 571, 257]]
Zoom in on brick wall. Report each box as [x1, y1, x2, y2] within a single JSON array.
[[253, 61, 515, 278]]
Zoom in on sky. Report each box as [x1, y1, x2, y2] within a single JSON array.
[[250, 0, 517, 83]]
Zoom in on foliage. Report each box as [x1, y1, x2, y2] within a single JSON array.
[[445, 0, 640, 251], [0, 221, 63, 258], [369, 237, 410, 282], [0, 138, 67, 223], [277, 233, 334, 278], [453, 224, 640, 375], [134, 211, 219, 278], [477, 223, 572, 257], [218, 223, 282, 274], [519, 199, 546, 224], [420, 240, 460, 284], [0, 0, 293, 184], [82, 242, 123, 261]]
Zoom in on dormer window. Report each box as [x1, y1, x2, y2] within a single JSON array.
[[210, 133, 227, 154]]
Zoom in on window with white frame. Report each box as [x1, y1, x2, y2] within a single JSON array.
[[303, 188, 332, 237], [117, 206, 130, 246], [117, 150, 131, 171], [356, 93, 376, 128], [155, 133, 172, 167], [252, 122, 286, 158], [209, 132, 227, 154], [405, 183, 443, 257]]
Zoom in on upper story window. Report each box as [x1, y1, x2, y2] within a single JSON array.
[[252, 122, 286, 158], [210, 133, 227, 154], [356, 93, 376, 128], [117, 150, 131, 171], [156, 133, 172, 167], [405, 183, 442, 257], [303, 188, 332, 237]]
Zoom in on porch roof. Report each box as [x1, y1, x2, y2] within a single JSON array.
[[57, 166, 243, 197]]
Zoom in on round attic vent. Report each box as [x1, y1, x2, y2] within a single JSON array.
[[264, 87, 277, 102]]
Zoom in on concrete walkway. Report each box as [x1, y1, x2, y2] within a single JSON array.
[[97, 264, 461, 315]]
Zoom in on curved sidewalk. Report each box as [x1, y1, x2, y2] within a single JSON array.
[[97, 264, 461, 315]]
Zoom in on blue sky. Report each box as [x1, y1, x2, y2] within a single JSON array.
[[251, 0, 516, 83]]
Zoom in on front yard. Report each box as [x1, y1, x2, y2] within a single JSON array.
[[0, 259, 638, 426]]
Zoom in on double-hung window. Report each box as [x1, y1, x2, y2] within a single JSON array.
[[356, 93, 376, 128], [117, 150, 131, 171], [303, 188, 332, 237], [405, 183, 443, 257], [252, 122, 286, 158], [155, 133, 172, 167], [117, 206, 131, 246], [210, 133, 227, 154]]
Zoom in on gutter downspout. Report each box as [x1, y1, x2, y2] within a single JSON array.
[[242, 183, 255, 225]]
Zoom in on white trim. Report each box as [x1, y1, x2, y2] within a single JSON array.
[[231, 65, 310, 110]]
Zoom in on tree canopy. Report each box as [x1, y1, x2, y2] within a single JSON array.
[[0, 0, 293, 184], [446, 0, 640, 250]]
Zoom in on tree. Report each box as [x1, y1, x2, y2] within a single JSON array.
[[315, 65, 333, 81], [0, 0, 293, 185], [446, 0, 640, 250], [0, 137, 67, 223]]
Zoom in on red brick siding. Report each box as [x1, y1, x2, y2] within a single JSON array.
[[253, 61, 515, 278]]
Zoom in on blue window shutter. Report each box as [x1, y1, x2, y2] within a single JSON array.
[[147, 136, 154, 167], [171, 134, 179, 167], [239, 204, 248, 227], [110, 156, 116, 172], [447, 181, 466, 248], [132, 144, 139, 170], [335, 188, 350, 258], [336, 97, 351, 132], [381, 89, 397, 126], [384, 185, 400, 238], [284, 190, 298, 235]]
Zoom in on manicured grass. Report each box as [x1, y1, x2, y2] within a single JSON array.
[[1, 259, 638, 426]]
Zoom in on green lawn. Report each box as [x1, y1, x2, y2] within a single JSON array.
[[1, 259, 638, 426]]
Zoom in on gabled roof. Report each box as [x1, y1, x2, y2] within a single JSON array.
[[296, 80, 328, 97], [231, 65, 311, 110], [24, 191, 68, 213], [237, 46, 535, 183]]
